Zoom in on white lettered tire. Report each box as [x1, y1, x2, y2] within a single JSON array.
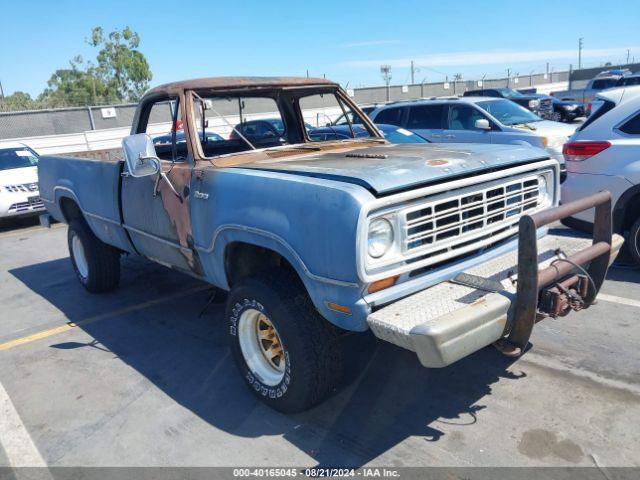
[[68, 219, 121, 293], [226, 269, 342, 413]]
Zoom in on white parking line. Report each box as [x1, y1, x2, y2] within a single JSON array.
[[0, 381, 46, 467], [598, 293, 640, 309]]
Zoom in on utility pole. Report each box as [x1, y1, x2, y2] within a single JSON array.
[[506, 68, 511, 87], [380, 64, 392, 101], [627, 49, 630, 65], [0, 78, 4, 100], [578, 37, 583, 69], [410, 60, 417, 85]]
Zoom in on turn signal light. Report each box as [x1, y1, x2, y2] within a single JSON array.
[[367, 276, 399, 294], [563, 141, 611, 162]]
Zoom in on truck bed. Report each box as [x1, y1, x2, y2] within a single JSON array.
[[38, 155, 134, 253]]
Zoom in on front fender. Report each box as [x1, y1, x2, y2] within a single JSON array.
[[197, 226, 369, 331]]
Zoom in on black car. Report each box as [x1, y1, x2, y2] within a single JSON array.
[[551, 96, 585, 122], [463, 87, 553, 117]]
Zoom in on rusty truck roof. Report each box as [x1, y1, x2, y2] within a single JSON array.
[[146, 76, 338, 96]]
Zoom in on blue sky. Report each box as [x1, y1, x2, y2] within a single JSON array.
[[1, 0, 639, 97]]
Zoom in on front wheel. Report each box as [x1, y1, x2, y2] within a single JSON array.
[[68, 219, 121, 293], [226, 269, 342, 413], [626, 217, 640, 266]]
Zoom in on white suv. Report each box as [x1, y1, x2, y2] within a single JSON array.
[[561, 88, 640, 264], [0, 142, 44, 220]]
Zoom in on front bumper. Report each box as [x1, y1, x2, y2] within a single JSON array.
[[0, 193, 45, 218], [367, 192, 621, 367]]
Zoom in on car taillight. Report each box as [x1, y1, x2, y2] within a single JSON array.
[[563, 141, 611, 161], [586, 103, 592, 115]]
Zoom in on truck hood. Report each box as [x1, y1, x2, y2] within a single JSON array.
[[0, 166, 38, 186], [241, 143, 549, 195]]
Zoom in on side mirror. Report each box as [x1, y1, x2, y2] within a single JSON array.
[[122, 134, 161, 177], [475, 118, 491, 130]]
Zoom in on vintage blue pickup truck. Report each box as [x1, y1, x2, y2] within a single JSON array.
[[39, 77, 623, 412]]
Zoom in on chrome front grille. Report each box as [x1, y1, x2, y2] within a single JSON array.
[[4, 183, 38, 193], [402, 174, 544, 257]]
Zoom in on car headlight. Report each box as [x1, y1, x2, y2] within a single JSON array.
[[368, 218, 394, 258], [529, 99, 540, 108], [564, 105, 577, 110]]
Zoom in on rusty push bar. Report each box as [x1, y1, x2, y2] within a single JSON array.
[[505, 191, 612, 353]]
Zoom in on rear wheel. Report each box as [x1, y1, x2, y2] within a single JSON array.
[[227, 269, 342, 413], [68, 219, 121, 293]]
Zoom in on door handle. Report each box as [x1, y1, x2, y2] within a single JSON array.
[[431, 134, 442, 138], [445, 134, 455, 139]]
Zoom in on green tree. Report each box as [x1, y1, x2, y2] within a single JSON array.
[[36, 26, 152, 109], [39, 56, 114, 108], [89, 26, 152, 101], [0, 91, 37, 112]]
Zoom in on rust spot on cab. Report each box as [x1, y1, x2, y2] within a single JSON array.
[[427, 159, 448, 166]]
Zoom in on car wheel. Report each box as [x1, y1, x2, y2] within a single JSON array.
[[227, 268, 343, 413], [68, 219, 121, 293], [626, 217, 640, 266]]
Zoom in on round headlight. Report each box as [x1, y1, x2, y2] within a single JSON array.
[[537, 174, 551, 205], [529, 99, 540, 108], [368, 218, 394, 258]]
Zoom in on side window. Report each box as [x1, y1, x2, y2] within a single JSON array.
[[448, 105, 487, 130], [374, 107, 404, 126], [619, 112, 640, 135], [407, 105, 445, 129], [146, 99, 182, 161]]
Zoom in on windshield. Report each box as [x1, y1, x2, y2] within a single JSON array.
[[0, 147, 39, 171], [497, 88, 524, 99], [476, 99, 541, 125]]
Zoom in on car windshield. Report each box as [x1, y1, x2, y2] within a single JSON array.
[[0, 148, 38, 171], [497, 88, 524, 99], [477, 99, 541, 125]]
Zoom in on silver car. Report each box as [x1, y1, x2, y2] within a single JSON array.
[[367, 97, 577, 166]]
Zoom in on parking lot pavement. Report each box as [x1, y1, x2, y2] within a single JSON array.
[[0, 222, 639, 468]]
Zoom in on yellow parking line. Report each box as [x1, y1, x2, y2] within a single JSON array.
[[0, 284, 211, 352]]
